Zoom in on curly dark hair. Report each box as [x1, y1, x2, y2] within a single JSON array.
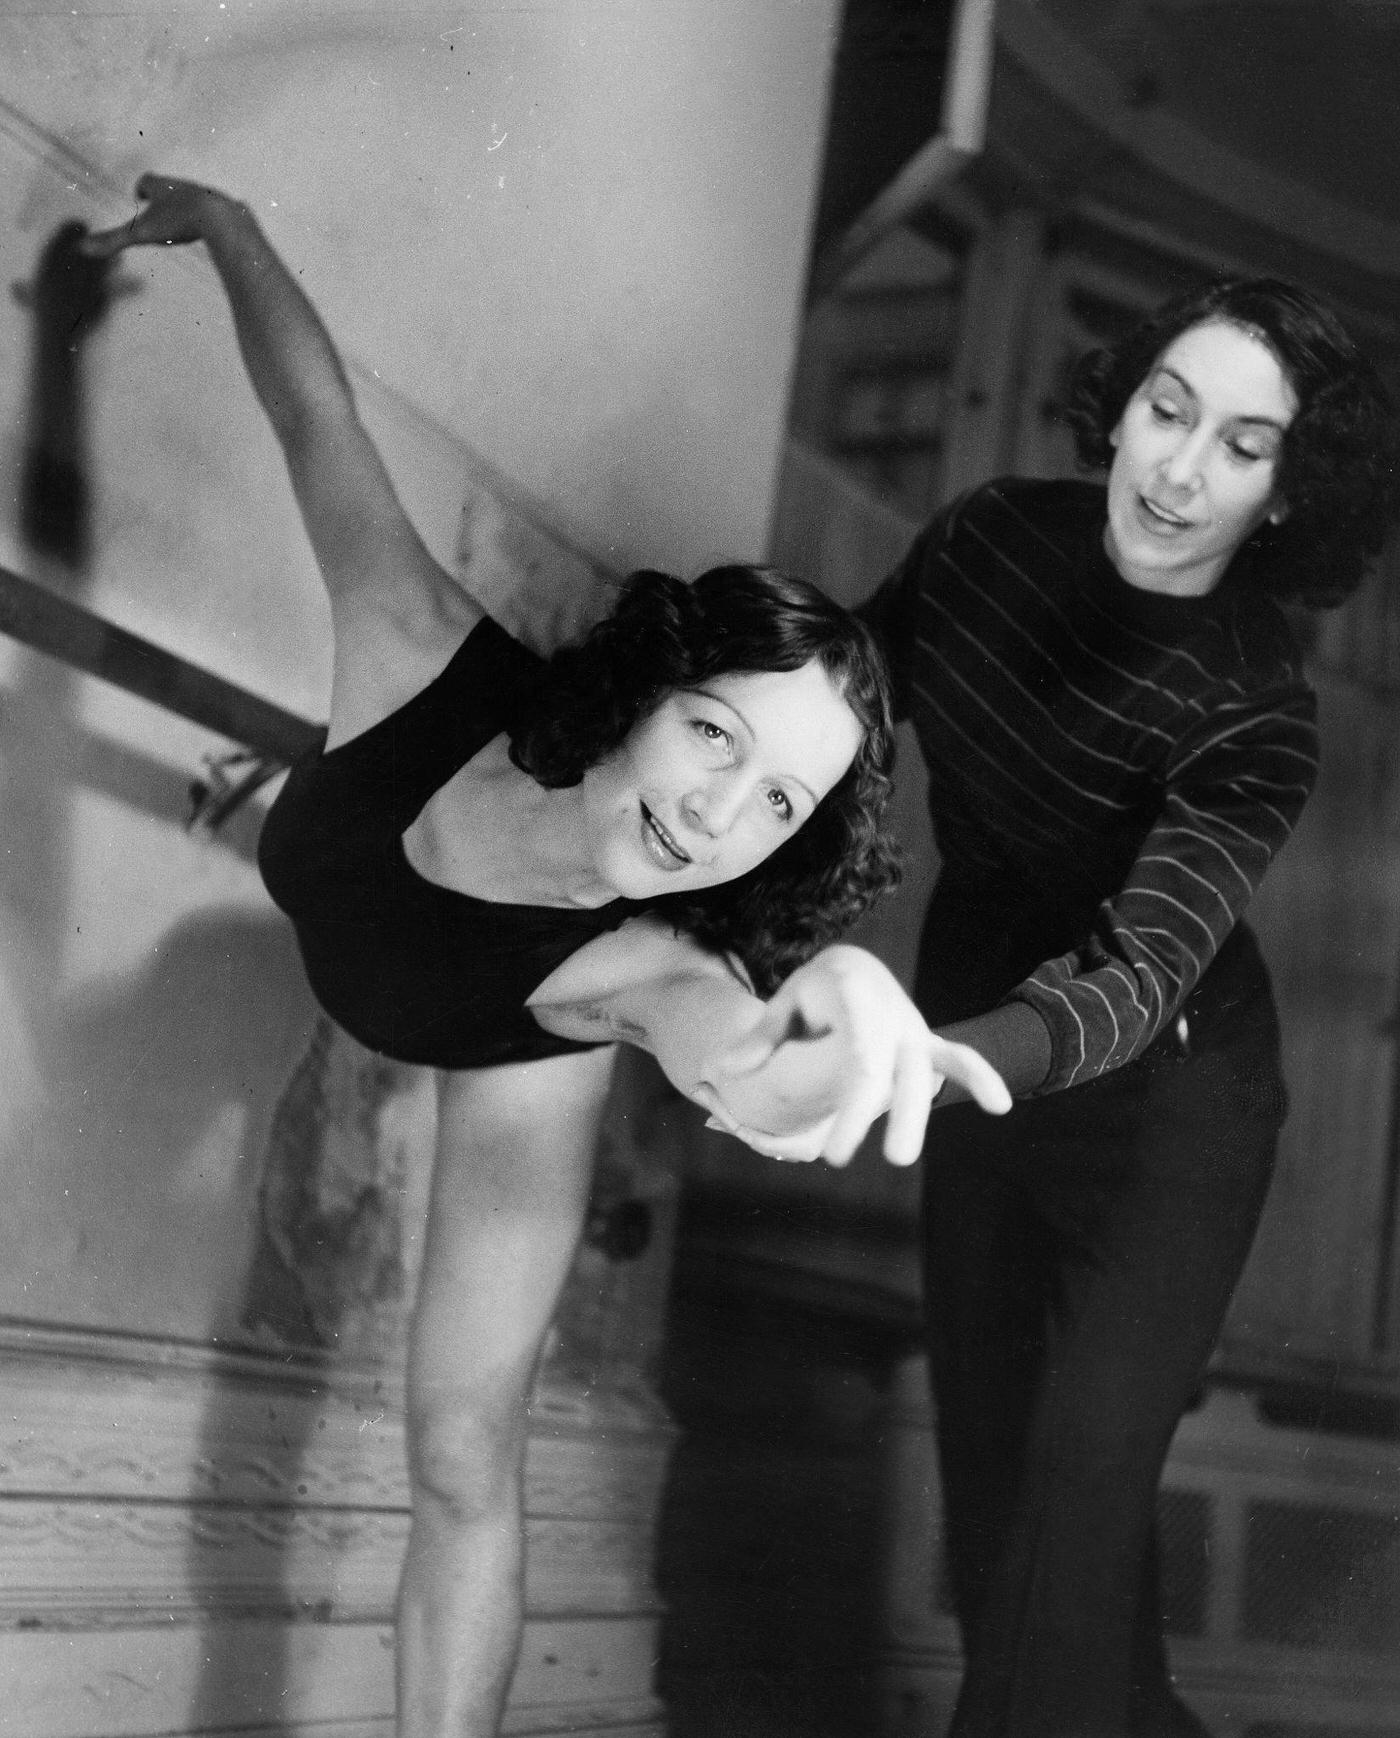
[[508, 564, 901, 995], [1063, 276, 1400, 607]]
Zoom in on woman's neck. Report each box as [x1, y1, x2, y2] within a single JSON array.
[[405, 735, 618, 909], [507, 760, 618, 908]]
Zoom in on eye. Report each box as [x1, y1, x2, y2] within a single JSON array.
[[764, 786, 794, 823], [1226, 436, 1274, 465], [1149, 397, 1184, 425], [692, 718, 731, 750]]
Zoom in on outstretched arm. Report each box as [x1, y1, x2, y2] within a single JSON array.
[[82, 176, 475, 648], [529, 922, 1012, 1165]]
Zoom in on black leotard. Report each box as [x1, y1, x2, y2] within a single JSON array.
[[257, 615, 644, 1068]]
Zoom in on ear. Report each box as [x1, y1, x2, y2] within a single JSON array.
[[1108, 420, 1121, 450]]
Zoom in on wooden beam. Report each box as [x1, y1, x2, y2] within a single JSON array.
[[0, 562, 323, 763]]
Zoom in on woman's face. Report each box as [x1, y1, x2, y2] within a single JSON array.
[[1105, 318, 1298, 596], [581, 659, 865, 898]]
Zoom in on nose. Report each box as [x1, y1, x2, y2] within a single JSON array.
[[1159, 427, 1207, 494], [682, 773, 749, 838]]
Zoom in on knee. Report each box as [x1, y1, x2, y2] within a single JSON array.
[[405, 1385, 529, 1524]]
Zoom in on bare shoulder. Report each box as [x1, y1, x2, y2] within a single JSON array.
[[323, 553, 486, 749]]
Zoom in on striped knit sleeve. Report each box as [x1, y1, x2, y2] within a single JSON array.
[[1009, 678, 1319, 1093]]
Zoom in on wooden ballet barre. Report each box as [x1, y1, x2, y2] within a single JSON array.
[[0, 562, 324, 763]]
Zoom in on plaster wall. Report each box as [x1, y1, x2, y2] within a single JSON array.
[[0, 0, 839, 1347]]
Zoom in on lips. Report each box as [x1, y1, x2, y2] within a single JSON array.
[[640, 802, 692, 870], [1138, 494, 1193, 532]]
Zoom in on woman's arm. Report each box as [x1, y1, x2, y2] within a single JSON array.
[[1005, 684, 1318, 1094], [82, 176, 476, 648], [529, 921, 1011, 1164]]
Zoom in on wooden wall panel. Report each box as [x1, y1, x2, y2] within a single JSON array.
[[0, 1325, 674, 1737]]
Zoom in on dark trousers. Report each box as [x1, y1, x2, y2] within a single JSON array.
[[920, 956, 1286, 1738]]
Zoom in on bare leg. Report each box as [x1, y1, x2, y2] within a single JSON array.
[[396, 1047, 617, 1737]]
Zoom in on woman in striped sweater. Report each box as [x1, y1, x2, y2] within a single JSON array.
[[846, 278, 1400, 1736]]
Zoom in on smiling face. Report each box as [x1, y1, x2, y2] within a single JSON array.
[[579, 659, 865, 899], [1104, 319, 1298, 597]]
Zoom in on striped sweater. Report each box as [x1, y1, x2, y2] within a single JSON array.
[[859, 478, 1319, 1096]]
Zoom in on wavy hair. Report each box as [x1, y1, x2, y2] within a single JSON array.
[[1063, 276, 1400, 607], [509, 565, 900, 994]]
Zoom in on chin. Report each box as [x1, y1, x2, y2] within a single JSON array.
[[605, 863, 658, 901], [611, 854, 687, 901]]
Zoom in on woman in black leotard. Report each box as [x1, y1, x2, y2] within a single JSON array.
[[252, 552, 932, 1084], [83, 176, 1010, 1738]]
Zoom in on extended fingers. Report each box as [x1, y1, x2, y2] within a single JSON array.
[[813, 987, 919, 1164], [837, 1036, 1012, 1169], [882, 1039, 939, 1166], [931, 1037, 1013, 1114], [819, 1056, 891, 1166]]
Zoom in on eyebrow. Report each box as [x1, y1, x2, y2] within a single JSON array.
[[692, 686, 819, 808], [1152, 365, 1290, 433]]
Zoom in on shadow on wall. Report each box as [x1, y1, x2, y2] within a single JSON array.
[[5, 221, 129, 970], [4, 219, 319, 1320], [40, 901, 318, 1323]]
